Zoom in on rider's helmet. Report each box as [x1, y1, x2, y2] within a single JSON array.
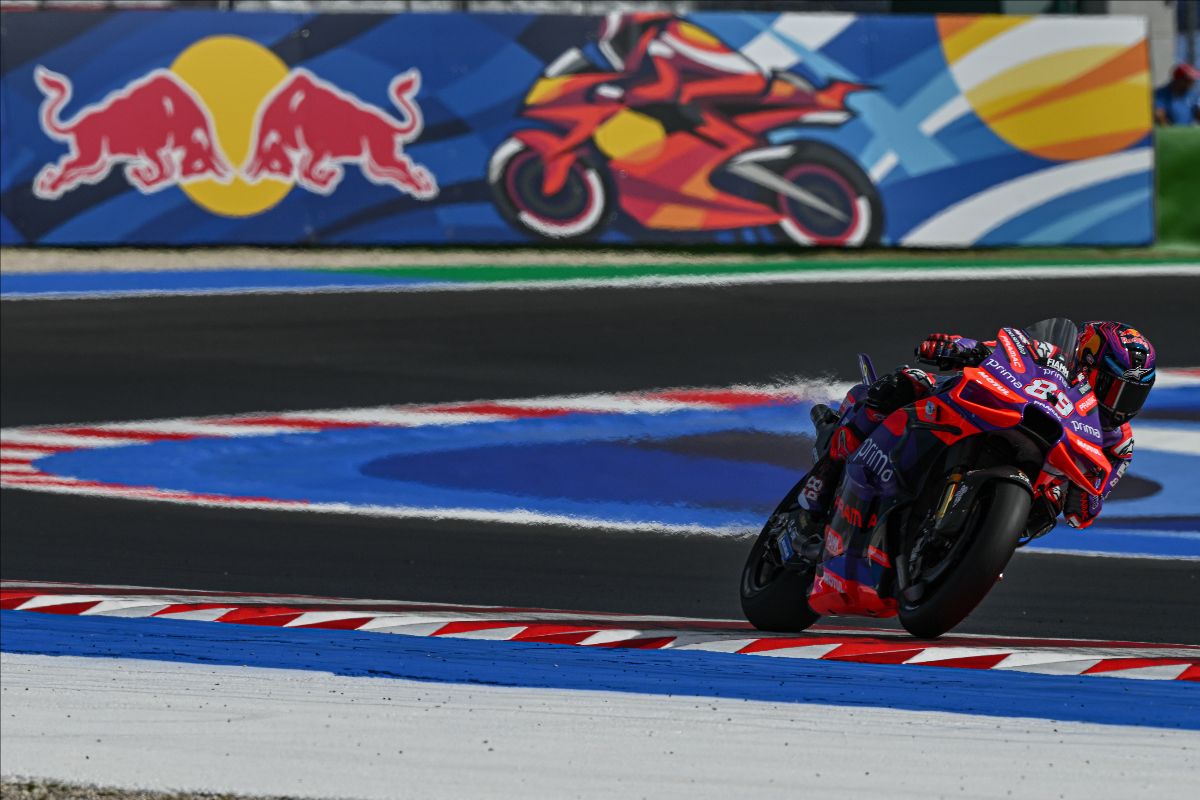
[[599, 12, 673, 70], [1075, 321, 1156, 430]]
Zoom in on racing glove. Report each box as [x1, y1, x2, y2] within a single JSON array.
[[1063, 483, 1102, 529], [916, 334, 987, 370], [1026, 474, 1066, 539]]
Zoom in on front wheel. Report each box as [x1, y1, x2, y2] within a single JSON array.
[[489, 137, 610, 241], [740, 497, 821, 633], [899, 480, 1030, 639], [774, 142, 883, 247]]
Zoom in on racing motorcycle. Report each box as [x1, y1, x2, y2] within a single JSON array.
[[740, 319, 1108, 638], [489, 47, 883, 246]]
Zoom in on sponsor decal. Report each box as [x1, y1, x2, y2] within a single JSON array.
[[984, 357, 1025, 390], [852, 438, 895, 483], [1110, 458, 1129, 491], [833, 495, 865, 527], [1006, 328, 1031, 353], [1043, 357, 1069, 379], [33, 37, 438, 216], [243, 67, 436, 199], [1069, 419, 1101, 440], [1124, 366, 1154, 380], [1031, 340, 1065, 377], [1114, 436, 1134, 458], [997, 330, 1026, 373], [798, 474, 824, 509], [1031, 399, 1061, 420], [824, 525, 844, 557], [817, 567, 847, 594], [1076, 392, 1099, 416], [1070, 435, 1106, 462], [1078, 330, 1104, 367], [33, 67, 233, 200], [976, 367, 1021, 400], [867, 545, 890, 567]]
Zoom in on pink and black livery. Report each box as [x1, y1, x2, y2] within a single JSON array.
[[741, 318, 1125, 639]]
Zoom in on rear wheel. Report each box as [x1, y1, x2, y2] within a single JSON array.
[[898, 480, 1030, 639], [740, 494, 821, 633], [775, 142, 883, 247]]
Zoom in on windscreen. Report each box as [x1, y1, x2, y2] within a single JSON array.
[[1024, 318, 1078, 372]]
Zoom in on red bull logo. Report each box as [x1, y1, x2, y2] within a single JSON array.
[[33, 67, 232, 200], [242, 68, 435, 198], [32, 36, 437, 216]]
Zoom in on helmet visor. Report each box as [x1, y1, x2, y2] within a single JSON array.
[[1094, 358, 1154, 426]]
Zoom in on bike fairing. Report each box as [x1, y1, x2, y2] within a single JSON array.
[[743, 318, 1150, 637]]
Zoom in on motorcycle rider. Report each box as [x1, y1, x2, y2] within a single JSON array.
[[798, 322, 1156, 536], [597, 12, 769, 142]]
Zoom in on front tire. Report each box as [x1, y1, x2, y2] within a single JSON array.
[[774, 141, 883, 247], [489, 137, 610, 241], [740, 496, 821, 633], [899, 481, 1030, 639]]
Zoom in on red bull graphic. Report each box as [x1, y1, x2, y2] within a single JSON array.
[[32, 61, 436, 204], [33, 67, 232, 200], [242, 68, 437, 199]]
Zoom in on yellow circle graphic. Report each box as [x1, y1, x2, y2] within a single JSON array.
[[937, 17, 1151, 161], [171, 36, 291, 217]]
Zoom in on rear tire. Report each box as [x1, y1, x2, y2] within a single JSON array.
[[899, 481, 1030, 639], [775, 141, 883, 247], [740, 496, 821, 633]]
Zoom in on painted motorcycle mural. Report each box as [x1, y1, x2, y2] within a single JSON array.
[[741, 319, 1109, 638], [489, 20, 883, 247]]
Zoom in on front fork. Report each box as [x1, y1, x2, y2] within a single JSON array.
[[512, 130, 586, 197]]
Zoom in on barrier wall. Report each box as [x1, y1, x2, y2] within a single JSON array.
[[0, 10, 1155, 247]]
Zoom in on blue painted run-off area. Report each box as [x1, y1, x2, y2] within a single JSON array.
[[35, 387, 1200, 558], [2, 612, 1196, 729], [0, 269, 446, 297]]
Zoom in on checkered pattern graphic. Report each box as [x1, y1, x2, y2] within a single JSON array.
[[2, 582, 1196, 681]]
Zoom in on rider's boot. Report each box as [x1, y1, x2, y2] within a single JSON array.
[[810, 403, 840, 461]]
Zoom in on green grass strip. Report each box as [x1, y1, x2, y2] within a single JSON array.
[[336, 255, 1198, 284]]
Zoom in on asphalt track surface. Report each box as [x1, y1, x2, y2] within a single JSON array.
[[3, 274, 1199, 643]]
